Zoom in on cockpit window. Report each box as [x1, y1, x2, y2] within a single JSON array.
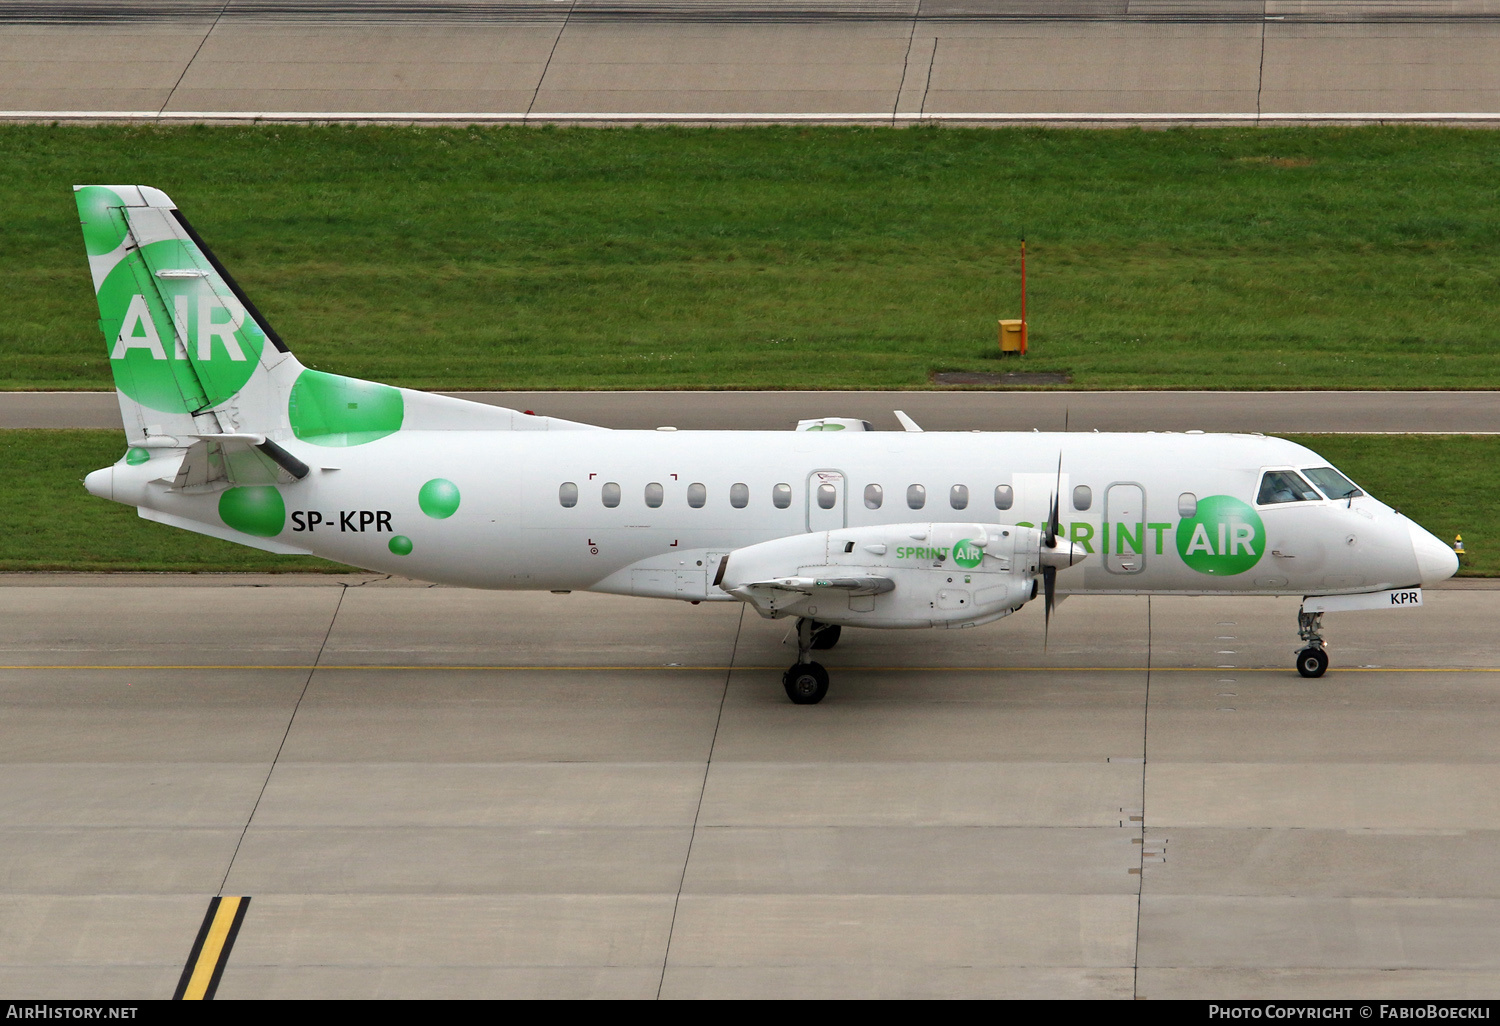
[[1302, 466, 1364, 500], [1257, 470, 1322, 505]]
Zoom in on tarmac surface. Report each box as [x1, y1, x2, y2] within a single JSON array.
[[5, 389, 1499, 433], [1, 0, 1498, 123], [3, 573, 1500, 999]]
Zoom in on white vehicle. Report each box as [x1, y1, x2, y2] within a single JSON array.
[[76, 185, 1458, 703]]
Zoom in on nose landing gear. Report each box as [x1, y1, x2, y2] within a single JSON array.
[[1296, 608, 1329, 678], [783, 618, 832, 704]]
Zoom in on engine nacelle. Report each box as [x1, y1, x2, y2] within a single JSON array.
[[718, 522, 1086, 629]]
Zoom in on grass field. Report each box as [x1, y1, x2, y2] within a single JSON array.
[[3, 429, 1487, 576], [6, 124, 1500, 392]]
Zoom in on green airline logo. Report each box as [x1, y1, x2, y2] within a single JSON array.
[[892, 540, 984, 568], [1175, 495, 1265, 576], [95, 239, 266, 415], [952, 539, 984, 569]]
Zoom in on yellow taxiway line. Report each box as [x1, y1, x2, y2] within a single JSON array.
[[174, 895, 250, 1001]]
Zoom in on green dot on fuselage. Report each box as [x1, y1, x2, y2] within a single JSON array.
[[125, 447, 150, 466], [418, 478, 460, 519], [219, 486, 285, 538], [388, 535, 413, 555]]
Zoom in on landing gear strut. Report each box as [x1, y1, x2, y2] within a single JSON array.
[[783, 618, 831, 704], [1296, 608, 1329, 679]]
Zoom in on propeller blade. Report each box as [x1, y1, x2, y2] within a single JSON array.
[[1043, 564, 1056, 651], [1043, 452, 1063, 651], [1044, 453, 1063, 548]]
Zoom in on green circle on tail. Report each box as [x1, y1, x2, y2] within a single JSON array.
[[125, 447, 151, 466], [98, 240, 266, 415], [288, 370, 404, 447], [76, 186, 128, 257], [418, 479, 461, 519]]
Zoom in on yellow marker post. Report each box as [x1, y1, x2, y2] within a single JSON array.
[[174, 895, 250, 1000]]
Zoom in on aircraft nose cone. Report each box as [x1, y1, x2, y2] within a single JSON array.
[[1409, 522, 1458, 586]]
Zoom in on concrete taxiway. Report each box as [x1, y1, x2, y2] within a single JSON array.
[[5, 389, 1500, 433], [1, 1, 1498, 123], [2, 574, 1499, 998]]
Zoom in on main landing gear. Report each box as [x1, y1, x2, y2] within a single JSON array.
[[782, 618, 837, 704], [1296, 608, 1330, 679]]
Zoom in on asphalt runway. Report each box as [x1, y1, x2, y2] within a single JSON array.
[[3, 574, 1500, 999], [5, 389, 1499, 433], [1, 0, 1497, 123]]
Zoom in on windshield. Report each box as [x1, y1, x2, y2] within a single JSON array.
[[1303, 466, 1364, 500], [1257, 469, 1322, 505]]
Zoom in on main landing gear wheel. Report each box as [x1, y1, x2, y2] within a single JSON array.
[[783, 662, 830, 704], [1296, 647, 1329, 679], [810, 623, 841, 650], [783, 618, 833, 704]]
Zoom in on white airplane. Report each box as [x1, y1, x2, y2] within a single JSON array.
[[75, 185, 1459, 703]]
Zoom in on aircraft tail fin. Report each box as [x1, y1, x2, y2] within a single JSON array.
[[75, 185, 603, 475], [76, 184, 304, 447]]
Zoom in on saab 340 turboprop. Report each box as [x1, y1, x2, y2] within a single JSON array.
[[75, 185, 1458, 703]]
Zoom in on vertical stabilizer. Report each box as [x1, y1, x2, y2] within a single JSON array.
[[75, 184, 302, 446]]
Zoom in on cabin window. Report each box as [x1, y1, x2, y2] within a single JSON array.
[[687, 482, 707, 508], [601, 482, 621, 508], [559, 482, 578, 508], [772, 483, 792, 509], [907, 484, 926, 510], [1178, 492, 1197, 518], [644, 482, 664, 508], [1303, 466, 1364, 500], [864, 484, 883, 509], [949, 484, 969, 510], [1258, 470, 1321, 505], [994, 484, 1014, 511], [730, 483, 749, 508], [817, 483, 837, 509], [1073, 485, 1092, 511]]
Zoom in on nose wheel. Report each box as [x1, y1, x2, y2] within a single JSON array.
[[1295, 608, 1329, 678], [783, 618, 833, 704], [1296, 646, 1329, 678]]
